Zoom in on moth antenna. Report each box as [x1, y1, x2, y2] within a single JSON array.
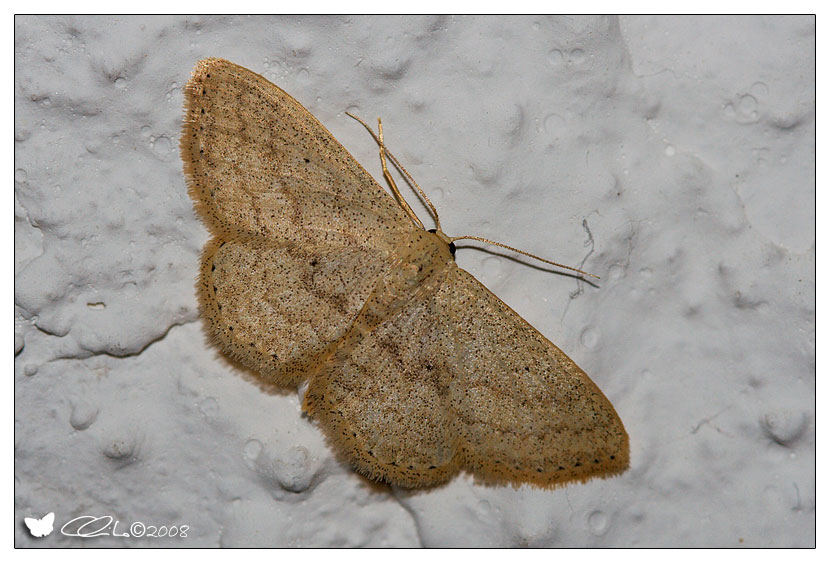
[[346, 113, 596, 279], [346, 112, 441, 231], [450, 235, 600, 279]]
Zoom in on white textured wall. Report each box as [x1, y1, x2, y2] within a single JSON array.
[[14, 15, 815, 547]]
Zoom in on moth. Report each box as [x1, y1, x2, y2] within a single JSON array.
[[181, 58, 629, 489]]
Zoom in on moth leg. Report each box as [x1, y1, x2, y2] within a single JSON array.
[[378, 118, 426, 230]]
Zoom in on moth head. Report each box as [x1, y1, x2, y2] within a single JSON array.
[[428, 229, 456, 259]]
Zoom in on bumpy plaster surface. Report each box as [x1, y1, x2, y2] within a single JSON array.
[[14, 15, 814, 546]]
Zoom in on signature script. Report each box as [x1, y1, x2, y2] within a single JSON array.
[[61, 515, 189, 538]]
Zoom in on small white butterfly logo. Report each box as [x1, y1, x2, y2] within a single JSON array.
[[24, 512, 55, 538]]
